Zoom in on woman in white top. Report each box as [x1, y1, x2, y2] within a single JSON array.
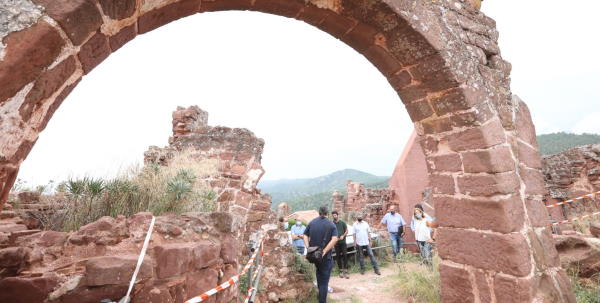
[[410, 204, 434, 265]]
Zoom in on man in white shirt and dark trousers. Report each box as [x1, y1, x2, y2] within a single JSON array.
[[380, 205, 406, 260], [352, 213, 381, 275]]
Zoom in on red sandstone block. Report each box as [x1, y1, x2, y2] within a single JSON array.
[[384, 23, 436, 66], [474, 270, 492, 303], [340, 22, 379, 53], [514, 98, 538, 147], [409, 54, 447, 80], [527, 228, 560, 271], [430, 88, 478, 117], [418, 67, 460, 92], [154, 243, 194, 279], [35, 0, 103, 46], [519, 165, 546, 195], [78, 32, 111, 74], [38, 79, 80, 131], [525, 197, 550, 227], [138, 0, 202, 34], [419, 135, 439, 156], [295, 3, 328, 26], [431, 153, 462, 172], [99, 0, 136, 20], [388, 70, 412, 91], [363, 44, 402, 77], [318, 11, 357, 39], [109, 23, 137, 52], [437, 228, 532, 277], [0, 21, 65, 103], [404, 99, 433, 122], [253, 0, 304, 18], [446, 119, 506, 152], [456, 172, 520, 197], [493, 274, 537, 303], [429, 174, 455, 195], [433, 195, 524, 233], [397, 85, 428, 104], [420, 117, 453, 135], [19, 56, 77, 122], [216, 263, 237, 302], [450, 102, 494, 128], [516, 139, 542, 169], [185, 269, 218, 303], [439, 264, 474, 303], [461, 146, 515, 174], [199, 0, 253, 12]]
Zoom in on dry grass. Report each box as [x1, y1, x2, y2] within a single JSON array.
[[38, 150, 219, 231], [393, 254, 441, 303]]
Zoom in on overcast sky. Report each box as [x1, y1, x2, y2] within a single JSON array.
[[16, 0, 600, 187]]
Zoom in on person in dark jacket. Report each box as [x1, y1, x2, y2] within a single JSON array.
[[332, 210, 349, 279], [304, 206, 339, 303]]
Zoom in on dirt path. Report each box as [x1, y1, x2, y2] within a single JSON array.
[[327, 265, 407, 303]]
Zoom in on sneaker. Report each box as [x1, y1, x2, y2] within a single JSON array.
[[360, 269, 365, 275], [344, 270, 350, 279], [374, 269, 381, 275]]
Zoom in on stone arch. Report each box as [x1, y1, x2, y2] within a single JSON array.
[[0, 0, 575, 301]]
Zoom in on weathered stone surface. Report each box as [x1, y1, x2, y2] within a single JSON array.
[[154, 243, 194, 279], [109, 23, 137, 52], [98, 0, 136, 20], [138, 0, 201, 34], [0, 21, 64, 103], [85, 255, 153, 286], [446, 119, 506, 152], [437, 228, 532, 277], [457, 172, 520, 197], [554, 234, 600, 278], [493, 274, 536, 303], [34, 0, 103, 46], [591, 222, 600, 238], [20, 56, 77, 122], [439, 264, 474, 303], [461, 146, 515, 173], [78, 32, 111, 74], [0, 274, 59, 303], [434, 196, 524, 233]]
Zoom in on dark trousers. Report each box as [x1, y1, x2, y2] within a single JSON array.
[[357, 245, 379, 271], [315, 256, 333, 303], [334, 242, 348, 270]]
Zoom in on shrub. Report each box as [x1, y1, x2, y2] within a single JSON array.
[[569, 267, 600, 303], [45, 150, 219, 231]]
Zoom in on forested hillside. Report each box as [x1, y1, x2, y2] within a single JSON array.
[[537, 132, 600, 155]]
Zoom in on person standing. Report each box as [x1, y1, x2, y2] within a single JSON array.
[[380, 205, 406, 260], [304, 206, 339, 303], [410, 204, 434, 265], [352, 213, 381, 275], [331, 211, 349, 279], [291, 221, 306, 255]]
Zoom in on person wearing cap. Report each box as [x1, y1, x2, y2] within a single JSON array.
[[352, 213, 381, 275], [380, 204, 406, 260], [410, 204, 434, 265]]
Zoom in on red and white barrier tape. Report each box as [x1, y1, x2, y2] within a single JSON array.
[[243, 287, 255, 303], [546, 191, 600, 208], [550, 211, 600, 226], [185, 237, 263, 303]]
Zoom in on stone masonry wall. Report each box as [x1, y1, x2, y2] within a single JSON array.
[[542, 144, 600, 224], [0, 0, 575, 301], [144, 106, 273, 239]]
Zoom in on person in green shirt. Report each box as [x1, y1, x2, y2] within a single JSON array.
[[332, 210, 349, 279]]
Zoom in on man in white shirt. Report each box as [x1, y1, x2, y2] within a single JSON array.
[[380, 205, 406, 259], [352, 214, 381, 275]]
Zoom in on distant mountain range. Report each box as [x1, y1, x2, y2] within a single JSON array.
[[537, 132, 600, 155], [260, 132, 600, 212], [259, 169, 389, 212]]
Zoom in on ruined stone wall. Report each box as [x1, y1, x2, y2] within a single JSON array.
[[0, 212, 240, 303], [542, 144, 600, 223], [144, 106, 273, 238], [332, 181, 393, 230]]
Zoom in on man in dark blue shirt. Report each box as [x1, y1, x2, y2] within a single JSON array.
[[304, 206, 338, 303]]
